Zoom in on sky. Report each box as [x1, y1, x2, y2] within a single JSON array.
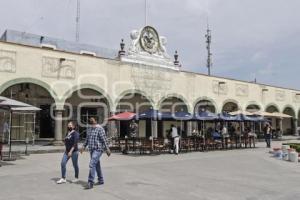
[[0, 0, 299, 90]]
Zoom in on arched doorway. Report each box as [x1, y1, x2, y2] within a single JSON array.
[[246, 104, 260, 112], [265, 104, 280, 132], [116, 92, 153, 138], [64, 88, 110, 138], [193, 99, 217, 136], [222, 101, 239, 113], [265, 105, 279, 113], [282, 107, 296, 135], [1, 83, 56, 139], [159, 96, 189, 138], [194, 99, 216, 113]]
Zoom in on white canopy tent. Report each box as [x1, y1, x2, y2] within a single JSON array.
[[0, 96, 41, 159]]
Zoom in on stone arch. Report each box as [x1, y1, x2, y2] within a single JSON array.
[[61, 84, 113, 111], [282, 105, 296, 135], [265, 103, 280, 113], [244, 101, 262, 112], [157, 93, 192, 113], [114, 89, 155, 112], [0, 77, 59, 103], [193, 97, 218, 113], [221, 99, 241, 112], [282, 105, 296, 117], [0, 78, 59, 139]]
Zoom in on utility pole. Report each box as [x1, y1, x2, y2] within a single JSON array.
[[205, 23, 212, 76], [76, 0, 80, 42]]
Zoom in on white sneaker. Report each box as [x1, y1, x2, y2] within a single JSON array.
[[71, 178, 79, 183], [56, 178, 67, 184]]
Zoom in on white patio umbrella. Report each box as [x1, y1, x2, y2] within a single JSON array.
[[254, 111, 292, 118], [229, 110, 255, 116], [0, 96, 41, 159]]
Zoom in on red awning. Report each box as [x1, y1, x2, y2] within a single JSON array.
[[108, 112, 136, 121]]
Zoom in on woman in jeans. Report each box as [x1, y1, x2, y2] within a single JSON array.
[[57, 121, 80, 184]]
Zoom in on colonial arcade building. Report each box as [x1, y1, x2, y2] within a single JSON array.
[[0, 27, 299, 143]]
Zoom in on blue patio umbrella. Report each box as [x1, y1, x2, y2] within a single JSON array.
[[218, 112, 242, 121], [194, 110, 218, 121], [161, 111, 193, 121], [137, 109, 162, 120], [241, 114, 265, 122]]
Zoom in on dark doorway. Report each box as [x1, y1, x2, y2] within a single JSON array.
[[146, 120, 152, 138], [119, 121, 129, 138], [39, 105, 54, 138], [157, 121, 163, 138]]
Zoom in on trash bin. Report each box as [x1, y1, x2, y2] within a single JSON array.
[[289, 151, 298, 162]]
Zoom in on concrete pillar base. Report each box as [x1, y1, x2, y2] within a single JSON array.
[[52, 140, 64, 146]]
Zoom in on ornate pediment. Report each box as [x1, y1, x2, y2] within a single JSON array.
[[121, 26, 178, 70]]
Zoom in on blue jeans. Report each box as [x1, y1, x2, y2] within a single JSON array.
[[265, 134, 271, 148], [88, 150, 103, 184], [61, 151, 79, 179]]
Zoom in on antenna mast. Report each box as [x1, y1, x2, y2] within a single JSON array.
[[205, 23, 212, 76], [144, 0, 148, 26], [76, 0, 80, 42]]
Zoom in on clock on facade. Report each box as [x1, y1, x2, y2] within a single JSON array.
[[139, 26, 160, 54]]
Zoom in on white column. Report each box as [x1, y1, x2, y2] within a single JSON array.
[[152, 120, 158, 138], [294, 119, 298, 136], [53, 109, 64, 145], [279, 118, 283, 137], [187, 121, 192, 136], [108, 111, 115, 138]]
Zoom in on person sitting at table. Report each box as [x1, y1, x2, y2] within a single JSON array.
[[212, 130, 221, 140]]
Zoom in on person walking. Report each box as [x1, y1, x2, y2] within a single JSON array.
[[129, 120, 138, 152], [80, 117, 111, 189], [129, 120, 138, 138], [264, 123, 272, 148], [171, 124, 180, 155], [57, 121, 80, 184], [221, 124, 229, 148]]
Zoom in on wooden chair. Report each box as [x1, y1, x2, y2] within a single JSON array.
[[180, 138, 190, 152], [140, 138, 153, 154], [153, 138, 165, 153]]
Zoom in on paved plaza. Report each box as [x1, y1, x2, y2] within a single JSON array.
[[1, 142, 300, 200]]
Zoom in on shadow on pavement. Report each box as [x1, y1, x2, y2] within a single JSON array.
[[50, 178, 88, 189], [0, 161, 15, 166]]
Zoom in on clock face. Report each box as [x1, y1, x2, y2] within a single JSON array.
[[140, 26, 160, 54]]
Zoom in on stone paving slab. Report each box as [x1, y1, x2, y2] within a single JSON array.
[[1, 141, 300, 200]]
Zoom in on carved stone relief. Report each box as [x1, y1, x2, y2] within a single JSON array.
[[131, 65, 172, 98], [275, 90, 285, 101], [212, 80, 228, 95], [123, 26, 177, 70], [42, 56, 76, 79], [0, 50, 16, 73], [235, 83, 249, 97]]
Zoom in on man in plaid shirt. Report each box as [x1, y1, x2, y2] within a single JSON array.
[[81, 117, 111, 189]]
